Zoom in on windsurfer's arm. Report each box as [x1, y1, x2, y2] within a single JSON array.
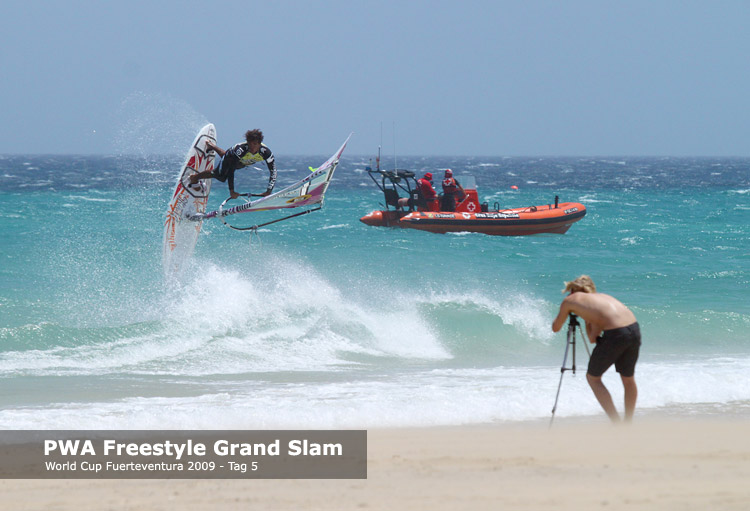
[[206, 141, 226, 157], [264, 152, 277, 195]]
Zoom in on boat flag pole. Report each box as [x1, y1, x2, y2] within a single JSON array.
[[393, 121, 397, 171]]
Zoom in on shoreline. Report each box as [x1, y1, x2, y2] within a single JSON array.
[[1, 415, 749, 510]]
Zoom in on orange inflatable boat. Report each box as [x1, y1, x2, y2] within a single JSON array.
[[360, 170, 586, 236]]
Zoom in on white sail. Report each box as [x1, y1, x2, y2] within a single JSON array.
[[200, 133, 352, 221]]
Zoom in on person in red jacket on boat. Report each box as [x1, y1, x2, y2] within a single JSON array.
[[440, 169, 465, 211], [418, 172, 438, 203], [399, 172, 438, 211]]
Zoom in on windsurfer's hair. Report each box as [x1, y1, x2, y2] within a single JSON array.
[[563, 275, 596, 294], [245, 129, 264, 143]]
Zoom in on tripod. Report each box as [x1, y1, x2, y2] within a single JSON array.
[[549, 314, 591, 427]]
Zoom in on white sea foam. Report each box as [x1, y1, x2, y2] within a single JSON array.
[[63, 195, 116, 202], [2, 357, 750, 429], [0, 258, 454, 377], [319, 224, 349, 230]]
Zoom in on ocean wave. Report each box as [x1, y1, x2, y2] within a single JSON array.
[[0, 257, 455, 377], [2, 356, 750, 429], [0, 253, 568, 378]]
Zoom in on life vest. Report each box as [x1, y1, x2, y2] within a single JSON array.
[[442, 177, 458, 194]]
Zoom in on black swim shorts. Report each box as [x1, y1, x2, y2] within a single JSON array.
[[587, 322, 641, 378], [211, 155, 238, 183]]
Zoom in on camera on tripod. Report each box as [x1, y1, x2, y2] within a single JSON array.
[[549, 313, 591, 427], [567, 313, 579, 329]]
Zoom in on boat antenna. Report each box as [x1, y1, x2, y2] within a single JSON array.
[[393, 121, 397, 171], [377, 121, 382, 172]]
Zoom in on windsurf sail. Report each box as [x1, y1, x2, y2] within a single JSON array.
[[189, 133, 352, 230]]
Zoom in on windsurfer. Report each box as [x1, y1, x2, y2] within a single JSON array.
[[190, 129, 277, 199]]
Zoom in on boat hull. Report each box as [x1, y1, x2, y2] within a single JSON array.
[[360, 203, 586, 236]]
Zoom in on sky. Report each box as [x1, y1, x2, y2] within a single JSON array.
[[2, 0, 750, 156]]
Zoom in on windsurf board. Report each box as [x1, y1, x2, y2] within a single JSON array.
[[162, 123, 216, 279]]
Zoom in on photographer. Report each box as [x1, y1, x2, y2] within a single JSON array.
[[552, 276, 641, 423]]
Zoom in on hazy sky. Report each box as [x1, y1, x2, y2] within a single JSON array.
[[2, 1, 750, 156]]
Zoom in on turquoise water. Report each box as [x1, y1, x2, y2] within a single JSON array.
[[0, 153, 748, 428]]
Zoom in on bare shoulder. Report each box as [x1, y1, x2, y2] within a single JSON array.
[[564, 292, 591, 305], [587, 293, 636, 327], [594, 293, 627, 307], [564, 292, 610, 316]]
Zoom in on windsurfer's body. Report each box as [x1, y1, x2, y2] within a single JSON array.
[[191, 129, 277, 199]]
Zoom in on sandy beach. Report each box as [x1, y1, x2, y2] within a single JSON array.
[[1, 417, 749, 510]]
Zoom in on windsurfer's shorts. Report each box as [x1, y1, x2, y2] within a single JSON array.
[[587, 322, 641, 378], [211, 155, 236, 183]]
